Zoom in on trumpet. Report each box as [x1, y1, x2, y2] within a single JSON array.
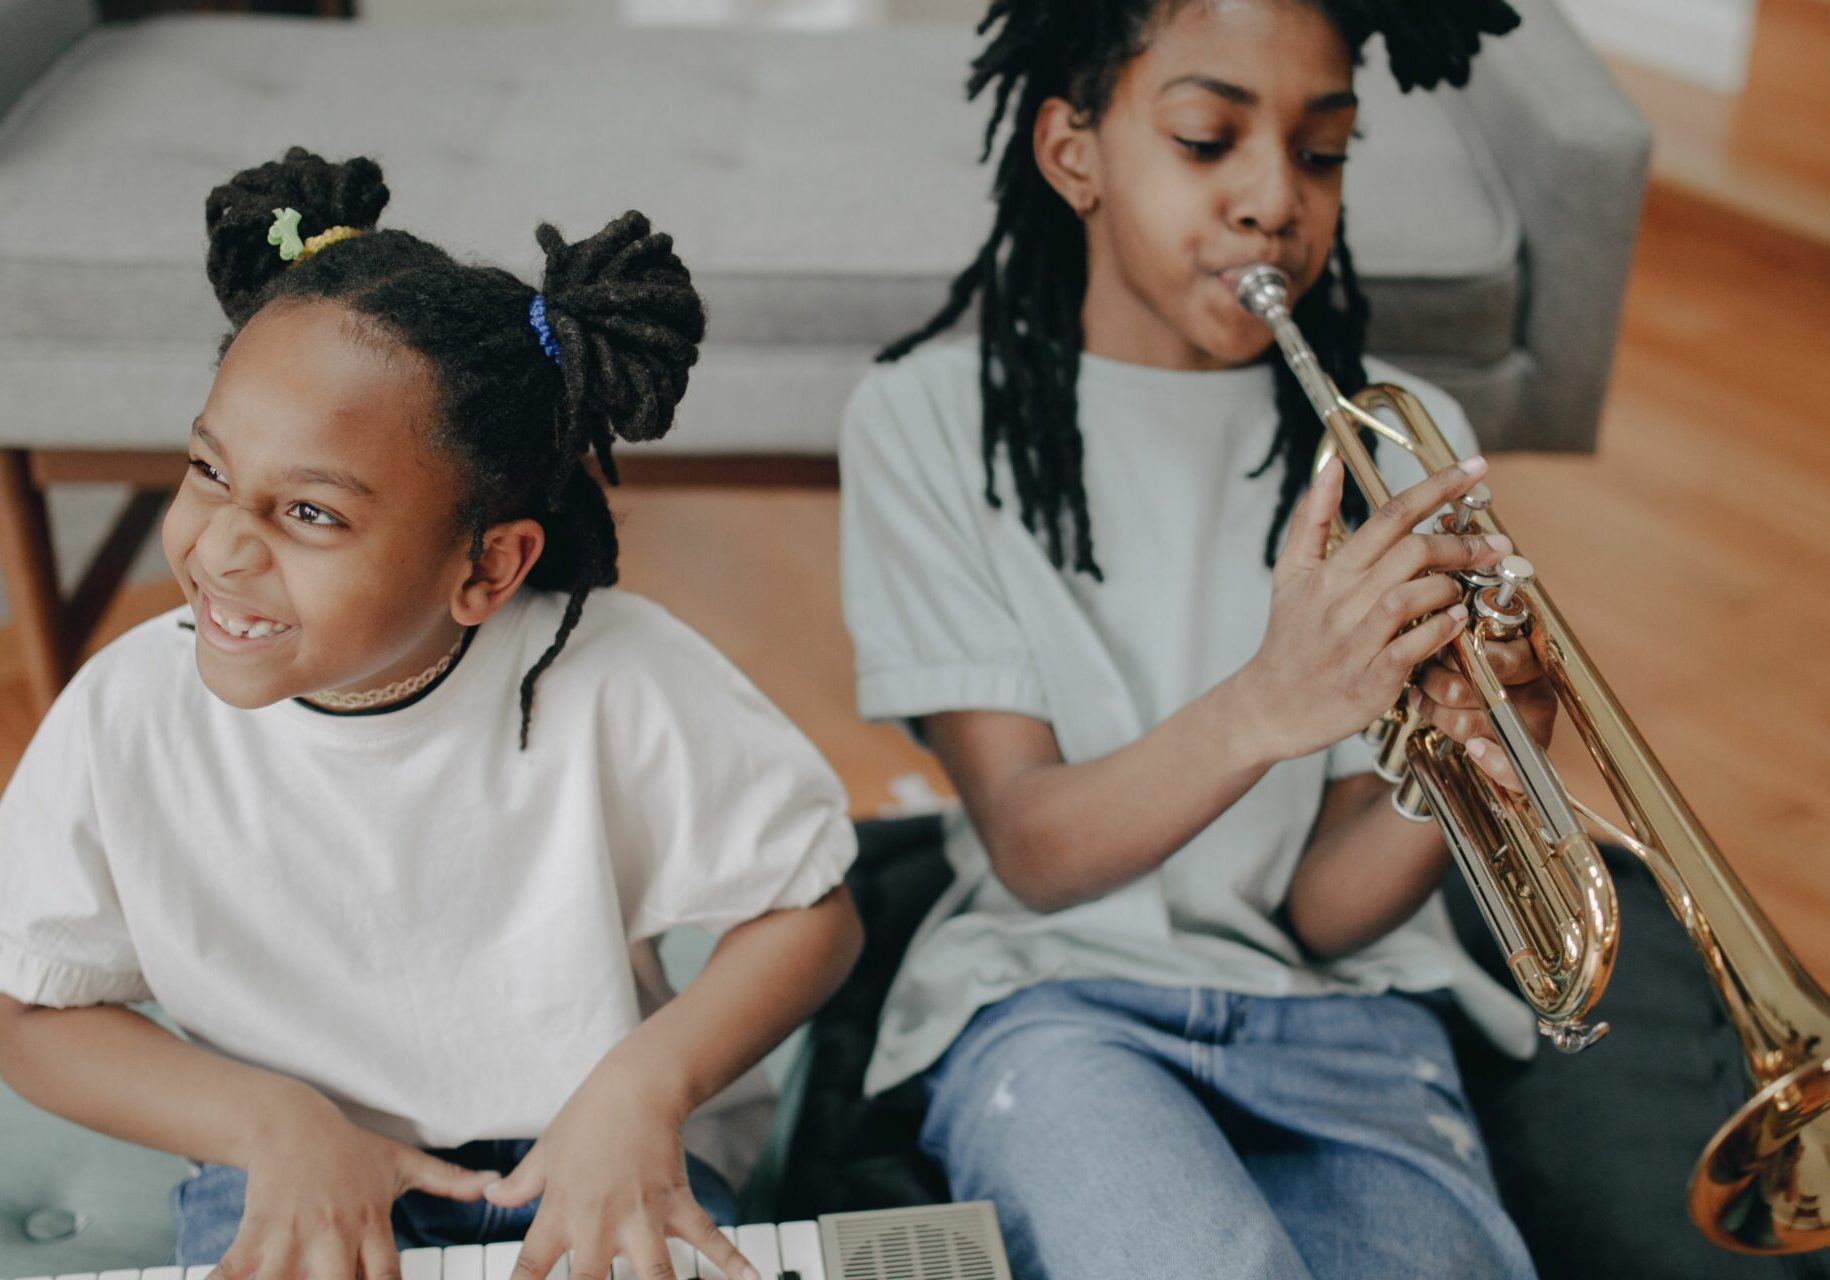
[[1236, 264, 1830, 1255]]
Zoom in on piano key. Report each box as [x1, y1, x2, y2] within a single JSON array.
[[400, 1247, 443, 1280], [610, 1257, 633, 1280], [53, 1271, 97, 1280], [667, 1238, 699, 1278], [186, 1266, 213, 1280], [444, 1243, 485, 1280], [99, 1270, 141, 1280], [734, 1224, 780, 1278], [549, 1252, 570, 1280], [140, 1268, 182, 1280], [484, 1241, 521, 1280], [696, 1225, 739, 1280], [775, 1220, 824, 1280]]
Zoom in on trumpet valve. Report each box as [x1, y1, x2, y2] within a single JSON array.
[[1392, 773, 1433, 822], [1446, 483, 1492, 534], [1362, 706, 1401, 753], [1374, 704, 1427, 783], [1495, 555, 1534, 609], [1475, 555, 1535, 629]]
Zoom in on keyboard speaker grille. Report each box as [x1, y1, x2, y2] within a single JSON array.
[[820, 1202, 1010, 1280]]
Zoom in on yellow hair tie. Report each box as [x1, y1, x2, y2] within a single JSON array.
[[295, 225, 362, 264]]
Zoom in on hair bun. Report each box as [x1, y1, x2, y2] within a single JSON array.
[[1355, 0, 1523, 91], [205, 147, 390, 325], [535, 212, 706, 447]]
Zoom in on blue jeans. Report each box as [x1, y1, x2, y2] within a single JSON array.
[[920, 980, 1537, 1280], [171, 1138, 739, 1266]]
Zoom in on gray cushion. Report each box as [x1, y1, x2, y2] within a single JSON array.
[[0, 14, 1520, 455], [0, 0, 90, 119]]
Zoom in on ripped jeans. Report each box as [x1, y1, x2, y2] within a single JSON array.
[[919, 980, 1537, 1280]]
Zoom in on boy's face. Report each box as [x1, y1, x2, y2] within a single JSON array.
[[1063, 0, 1357, 369], [161, 299, 476, 710]]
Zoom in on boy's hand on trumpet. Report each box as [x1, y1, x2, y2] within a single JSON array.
[[1411, 638, 1557, 793]]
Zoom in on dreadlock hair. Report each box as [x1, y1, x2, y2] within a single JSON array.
[[880, 0, 1521, 577], [204, 147, 706, 747]]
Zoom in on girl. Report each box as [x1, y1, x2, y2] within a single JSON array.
[[839, 2, 1552, 1277], [0, 148, 862, 1280]]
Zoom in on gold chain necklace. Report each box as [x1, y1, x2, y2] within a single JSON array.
[[302, 632, 467, 713]]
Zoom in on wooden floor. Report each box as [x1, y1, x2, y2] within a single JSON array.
[[1609, 0, 1830, 244], [2, 8, 1828, 987]]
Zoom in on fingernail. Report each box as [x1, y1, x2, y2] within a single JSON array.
[[1449, 603, 1469, 620], [483, 1181, 502, 1196], [740, 1267, 761, 1280], [1458, 456, 1487, 475], [1406, 687, 1422, 712], [1485, 533, 1512, 554], [1467, 739, 1486, 758]]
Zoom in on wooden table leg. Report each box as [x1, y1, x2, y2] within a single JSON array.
[[0, 450, 67, 714]]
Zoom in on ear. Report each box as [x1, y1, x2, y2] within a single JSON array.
[[1033, 96, 1102, 218], [450, 518, 545, 627]]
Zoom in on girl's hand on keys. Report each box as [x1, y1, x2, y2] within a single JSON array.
[[208, 1093, 498, 1280], [488, 1060, 757, 1280], [1236, 455, 1511, 764]]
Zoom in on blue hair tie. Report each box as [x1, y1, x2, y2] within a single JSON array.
[[528, 294, 562, 366]]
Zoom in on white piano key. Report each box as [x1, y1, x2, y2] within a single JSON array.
[[667, 1238, 699, 1278], [400, 1248, 443, 1280], [99, 1270, 141, 1280], [14, 1274, 50, 1280], [610, 1257, 632, 1280], [696, 1225, 739, 1280], [186, 1266, 214, 1280], [53, 1271, 97, 1280], [484, 1241, 523, 1280], [775, 1220, 824, 1280], [444, 1243, 486, 1280], [735, 1224, 781, 1278], [141, 1267, 182, 1280], [549, 1252, 570, 1280]]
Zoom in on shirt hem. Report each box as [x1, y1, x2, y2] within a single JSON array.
[[857, 663, 1048, 723]]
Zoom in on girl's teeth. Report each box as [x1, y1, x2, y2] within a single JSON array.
[[207, 601, 292, 639]]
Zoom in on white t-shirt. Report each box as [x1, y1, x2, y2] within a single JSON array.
[[840, 340, 1537, 1095], [0, 588, 857, 1180]]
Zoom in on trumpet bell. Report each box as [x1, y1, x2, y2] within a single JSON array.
[[1694, 1059, 1830, 1253]]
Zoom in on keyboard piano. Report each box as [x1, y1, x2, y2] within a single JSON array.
[[9, 1202, 1010, 1280]]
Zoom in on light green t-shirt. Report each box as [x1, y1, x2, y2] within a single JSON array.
[[839, 340, 1538, 1095]]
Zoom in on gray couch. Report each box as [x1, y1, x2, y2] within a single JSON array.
[[0, 0, 1651, 1274], [0, 0, 1649, 714]]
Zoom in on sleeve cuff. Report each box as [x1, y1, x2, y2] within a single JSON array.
[[0, 935, 151, 1008], [758, 809, 860, 916], [857, 662, 1048, 724], [630, 809, 861, 942]]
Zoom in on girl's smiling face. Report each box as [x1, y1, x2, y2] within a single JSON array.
[[162, 298, 490, 709], [1037, 0, 1357, 369]]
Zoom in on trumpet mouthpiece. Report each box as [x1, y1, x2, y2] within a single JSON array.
[[1236, 264, 1292, 321]]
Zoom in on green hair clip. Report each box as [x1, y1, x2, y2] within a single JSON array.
[[267, 207, 304, 262]]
